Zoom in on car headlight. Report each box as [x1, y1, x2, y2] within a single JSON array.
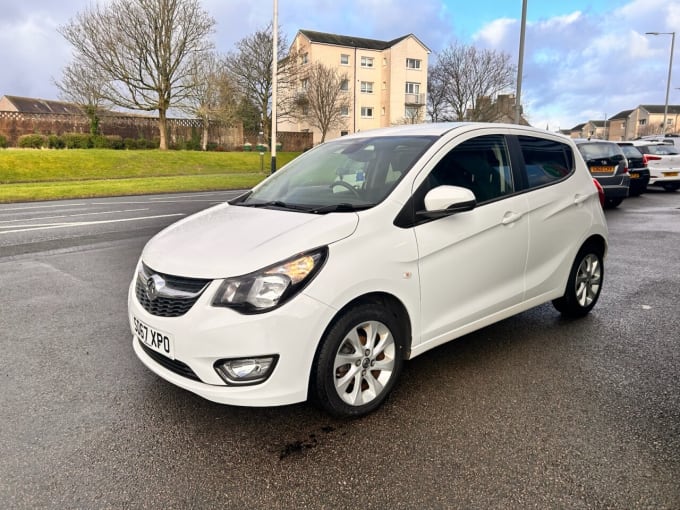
[[212, 247, 328, 313]]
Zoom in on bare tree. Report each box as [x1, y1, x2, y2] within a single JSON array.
[[293, 63, 349, 143], [225, 25, 294, 143], [430, 42, 515, 122], [59, 0, 215, 149], [427, 64, 453, 122], [183, 52, 240, 150], [54, 60, 109, 135]]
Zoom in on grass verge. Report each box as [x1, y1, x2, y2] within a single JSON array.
[[0, 149, 299, 202]]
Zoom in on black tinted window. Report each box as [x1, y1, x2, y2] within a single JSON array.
[[425, 134, 514, 204], [518, 136, 573, 188]]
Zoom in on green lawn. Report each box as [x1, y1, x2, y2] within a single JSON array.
[[0, 149, 299, 202]]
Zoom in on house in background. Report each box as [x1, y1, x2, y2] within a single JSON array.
[[568, 105, 680, 140], [279, 30, 430, 145], [0, 95, 84, 115]]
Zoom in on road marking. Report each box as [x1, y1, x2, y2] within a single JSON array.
[[0, 213, 185, 235], [0, 208, 150, 224]]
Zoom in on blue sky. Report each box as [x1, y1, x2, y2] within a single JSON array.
[[1, 0, 678, 131]]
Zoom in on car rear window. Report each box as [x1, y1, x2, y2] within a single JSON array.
[[577, 142, 623, 160], [645, 145, 679, 155]]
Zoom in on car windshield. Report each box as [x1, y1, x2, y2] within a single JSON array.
[[231, 135, 435, 213]]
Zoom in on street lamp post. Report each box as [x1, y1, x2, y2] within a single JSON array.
[[646, 31, 675, 134]]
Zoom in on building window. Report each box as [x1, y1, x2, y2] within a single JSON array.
[[639, 119, 646, 126], [301, 53, 308, 65], [361, 107, 374, 118], [361, 56, 374, 68], [405, 106, 419, 118], [360, 81, 374, 94], [406, 58, 421, 69], [340, 54, 350, 65], [341, 130, 349, 136], [340, 79, 349, 91], [340, 106, 349, 117], [405, 82, 420, 94], [301, 78, 309, 91], [381, 107, 386, 116]]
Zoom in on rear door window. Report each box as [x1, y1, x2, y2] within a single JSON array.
[[518, 136, 574, 188]]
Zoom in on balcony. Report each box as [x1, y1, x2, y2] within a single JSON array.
[[405, 93, 426, 106]]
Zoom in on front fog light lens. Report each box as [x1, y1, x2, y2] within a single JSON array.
[[214, 356, 278, 385]]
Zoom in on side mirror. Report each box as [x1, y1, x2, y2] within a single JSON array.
[[418, 186, 476, 219]]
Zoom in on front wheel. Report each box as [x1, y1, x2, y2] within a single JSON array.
[[310, 304, 404, 417], [552, 245, 604, 318]]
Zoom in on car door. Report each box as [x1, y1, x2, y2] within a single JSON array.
[[411, 132, 530, 349], [515, 134, 597, 299]]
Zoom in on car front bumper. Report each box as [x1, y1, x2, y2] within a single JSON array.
[[128, 278, 335, 407]]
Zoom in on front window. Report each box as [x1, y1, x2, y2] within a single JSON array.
[[360, 81, 374, 94], [340, 106, 349, 117], [406, 58, 421, 69], [231, 136, 436, 212], [340, 54, 350, 65], [340, 79, 349, 91], [361, 107, 374, 118], [361, 56, 374, 68], [405, 82, 420, 94]]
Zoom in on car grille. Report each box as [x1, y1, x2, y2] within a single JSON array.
[[138, 340, 201, 381], [135, 263, 211, 318]]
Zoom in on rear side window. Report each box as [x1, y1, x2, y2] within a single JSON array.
[[518, 136, 573, 188]]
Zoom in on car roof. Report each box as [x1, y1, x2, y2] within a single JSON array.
[[339, 122, 566, 140]]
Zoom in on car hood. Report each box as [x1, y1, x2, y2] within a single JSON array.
[[142, 203, 359, 278]]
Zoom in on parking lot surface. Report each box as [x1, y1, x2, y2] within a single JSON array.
[[0, 190, 678, 509]]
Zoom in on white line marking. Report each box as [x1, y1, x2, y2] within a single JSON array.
[[0, 208, 150, 224], [0, 213, 185, 235]]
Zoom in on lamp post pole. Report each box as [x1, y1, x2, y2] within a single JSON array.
[[514, 0, 527, 125], [271, 0, 278, 173], [646, 31, 675, 134]]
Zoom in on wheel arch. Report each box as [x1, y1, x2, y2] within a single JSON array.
[[313, 292, 413, 367]]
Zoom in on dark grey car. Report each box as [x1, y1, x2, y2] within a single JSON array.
[[574, 139, 630, 208]]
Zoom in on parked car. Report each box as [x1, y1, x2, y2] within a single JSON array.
[[627, 141, 680, 192], [616, 143, 650, 195], [129, 123, 608, 417], [639, 133, 680, 148], [574, 139, 630, 207]]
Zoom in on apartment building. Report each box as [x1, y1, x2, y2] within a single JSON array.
[[279, 30, 430, 145]]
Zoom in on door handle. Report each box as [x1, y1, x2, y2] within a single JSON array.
[[501, 212, 522, 225]]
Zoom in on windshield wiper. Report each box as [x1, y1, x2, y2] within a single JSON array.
[[307, 203, 372, 214], [236, 200, 307, 211]]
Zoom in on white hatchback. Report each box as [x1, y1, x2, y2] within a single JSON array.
[[128, 123, 608, 417]]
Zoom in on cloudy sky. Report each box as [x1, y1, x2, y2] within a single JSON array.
[[0, 0, 678, 131]]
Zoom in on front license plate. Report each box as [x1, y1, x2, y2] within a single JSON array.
[[662, 171, 678, 177], [590, 166, 614, 174], [630, 172, 640, 178], [133, 316, 174, 359]]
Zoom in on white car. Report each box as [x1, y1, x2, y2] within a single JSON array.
[[627, 141, 680, 191], [128, 123, 608, 417]]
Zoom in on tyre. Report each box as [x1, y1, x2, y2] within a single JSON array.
[[662, 183, 679, 192], [310, 304, 404, 417], [604, 197, 623, 208], [552, 245, 604, 318]]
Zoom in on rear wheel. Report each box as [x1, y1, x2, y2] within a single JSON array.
[[553, 245, 604, 318], [310, 304, 403, 417]]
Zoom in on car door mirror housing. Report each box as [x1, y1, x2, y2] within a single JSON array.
[[419, 185, 477, 219]]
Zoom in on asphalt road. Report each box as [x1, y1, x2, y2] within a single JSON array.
[[0, 190, 678, 509]]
